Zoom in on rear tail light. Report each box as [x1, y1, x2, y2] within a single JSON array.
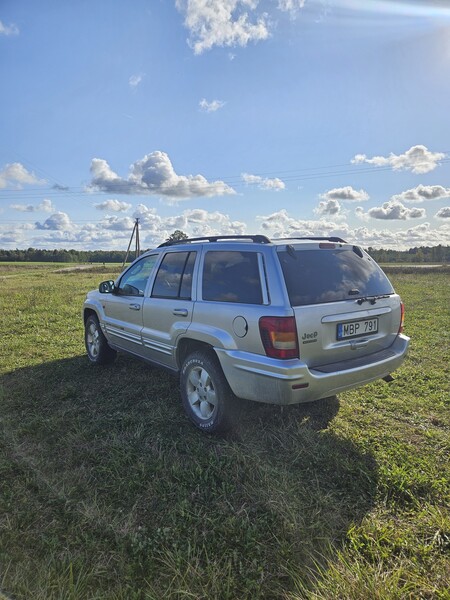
[[399, 302, 405, 333], [259, 316, 299, 359]]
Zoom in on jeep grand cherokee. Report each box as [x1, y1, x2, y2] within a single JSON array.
[[83, 236, 409, 432]]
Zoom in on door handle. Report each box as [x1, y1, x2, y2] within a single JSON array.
[[129, 303, 141, 311], [173, 308, 188, 316]]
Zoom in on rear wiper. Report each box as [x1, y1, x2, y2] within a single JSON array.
[[356, 294, 391, 306], [357, 296, 376, 305]]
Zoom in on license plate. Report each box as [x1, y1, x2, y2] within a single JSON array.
[[337, 318, 378, 340]]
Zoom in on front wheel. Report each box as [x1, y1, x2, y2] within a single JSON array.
[[85, 314, 117, 365], [180, 351, 238, 433]]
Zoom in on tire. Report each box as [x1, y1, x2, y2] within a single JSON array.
[[85, 314, 117, 365], [180, 351, 238, 434]]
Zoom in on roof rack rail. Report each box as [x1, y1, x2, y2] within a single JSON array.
[[277, 236, 347, 243], [158, 235, 271, 248]]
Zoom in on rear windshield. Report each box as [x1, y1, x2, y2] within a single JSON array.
[[278, 247, 394, 306]]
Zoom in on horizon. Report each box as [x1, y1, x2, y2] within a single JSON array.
[[1, 239, 449, 258]]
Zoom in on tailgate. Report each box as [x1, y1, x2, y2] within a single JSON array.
[[293, 295, 402, 367], [276, 242, 402, 366]]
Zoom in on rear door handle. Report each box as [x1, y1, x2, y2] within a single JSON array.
[[129, 303, 141, 311], [173, 308, 188, 316]]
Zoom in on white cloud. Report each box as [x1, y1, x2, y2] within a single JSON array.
[[355, 206, 369, 222], [184, 207, 246, 233], [391, 184, 450, 203], [352, 145, 446, 174], [35, 212, 74, 231], [242, 172, 285, 191], [0, 20, 19, 36], [175, 0, 270, 54], [27, 229, 133, 250], [368, 200, 426, 220], [36, 199, 54, 212], [176, 0, 308, 53], [88, 151, 235, 199], [257, 209, 345, 238], [99, 216, 136, 231], [131, 204, 247, 242], [94, 199, 132, 212], [133, 205, 164, 232], [0, 233, 24, 245], [4, 205, 449, 252], [242, 173, 262, 185], [277, 0, 306, 16], [435, 207, 450, 219], [199, 98, 226, 112], [75, 231, 132, 248], [0, 162, 46, 188], [260, 177, 285, 191], [2, 219, 133, 250], [129, 74, 143, 88], [0, 208, 169, 249], [134, 205, 247, 245], [0, 221, 35, 247], [349, 222, 450, 250], [320, 186, 369, 203], [10, 204, 32, 212], [9, 199, 55, 213], [257, 209, 450, 250], [315, 198, 341, 216]]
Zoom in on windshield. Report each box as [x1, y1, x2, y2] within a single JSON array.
[[278, 247, 394, 306]]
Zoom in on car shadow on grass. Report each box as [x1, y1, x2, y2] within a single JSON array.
[[0, 354, 378, 599]]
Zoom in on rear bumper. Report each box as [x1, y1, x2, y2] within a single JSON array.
[[216, 334, 410, 405]]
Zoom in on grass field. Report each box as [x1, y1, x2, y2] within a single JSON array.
[[0, 263, 448, 599]]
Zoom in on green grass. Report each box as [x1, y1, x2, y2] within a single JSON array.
[[0, 266, 448, 599]]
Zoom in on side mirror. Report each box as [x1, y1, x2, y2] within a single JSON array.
[[99, 280, 115, 294]]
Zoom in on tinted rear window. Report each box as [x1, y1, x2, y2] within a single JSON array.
[[278, 247, 394, 306], [202, 251, 263, 304]]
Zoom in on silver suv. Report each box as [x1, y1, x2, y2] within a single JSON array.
[[83, 236, 409, 432]]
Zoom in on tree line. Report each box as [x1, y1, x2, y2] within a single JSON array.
[[366, 245, 449, 263], [0, 248, 129, 263], [0, 244, 449, 264]]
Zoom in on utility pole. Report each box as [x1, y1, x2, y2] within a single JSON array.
[[122, 218, 141, 268]]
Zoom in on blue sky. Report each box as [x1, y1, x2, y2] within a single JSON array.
[[1, 0, 450, 250]]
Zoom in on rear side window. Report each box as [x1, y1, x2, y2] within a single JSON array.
[[278, 247, 394, 306], [202, 251, 263, 304], [152, 252, 196, 299]]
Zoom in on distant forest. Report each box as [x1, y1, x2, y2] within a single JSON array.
[[0, 244, 449, 264]]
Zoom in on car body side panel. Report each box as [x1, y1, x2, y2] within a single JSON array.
[[98, 293, 145, 354], [141, 297, 194, 368]]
